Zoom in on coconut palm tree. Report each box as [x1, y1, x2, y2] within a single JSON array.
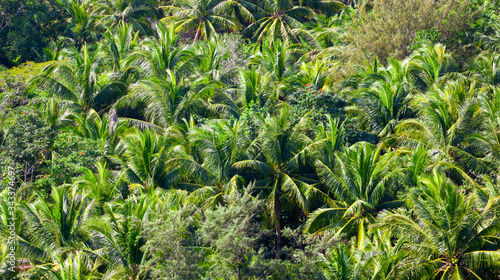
[[348, 58, 413, 136], [338, 56, 386, 94], [468, 52, 500, 91], [169, 119, 251, 209], [236, 66, 273, 108], [95, 0, 160, 36], [233, 107, 330, 258], [221, 0, 261, 26], [319, 229, 408, 279], [112, 128, 179, 192], [192, 38, 227, 81], [292, 60, 333, 91], [474, 22, 500, 52], [127, 68, 237, 127], [65, 109, 127, 155], [64, 0, 99, 49], [18, 186, 96, 266], [161, 0, 242, 43], [376, 170, 500, 279], [243, 0, 314, 44], [248, 39, 297, 100], [86, 193, 159, 280], [396, 79, 492, 181], [298, 0, 345, 15], [97, 23, 140, 73], [124, 22, 194, 79], [467, 87, 500, 173], [22, 251, 108, 279], [292, 7, 356, 63], [407, 44, 452, 92], [305, 142, 404, 249], [72, 161, 121, 211], [32, 45, 130, 115], [309, 115, 345, 168]]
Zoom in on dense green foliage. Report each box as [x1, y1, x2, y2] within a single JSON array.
[[1, 0, 500, 279]]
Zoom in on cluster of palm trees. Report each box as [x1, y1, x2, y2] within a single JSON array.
[[53, 0, 347, 49], [1, 0, 500, 278]]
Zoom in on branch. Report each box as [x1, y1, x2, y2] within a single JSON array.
[[0, 3, 25, 34]]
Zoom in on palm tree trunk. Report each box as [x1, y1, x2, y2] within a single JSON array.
[[275, 219, 281, 259], [275, 182, 281, 259], [130, 264, 137, 280], [193, 28, 201, 44]]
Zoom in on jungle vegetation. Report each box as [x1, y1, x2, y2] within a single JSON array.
[[1, 0, 500, 279]]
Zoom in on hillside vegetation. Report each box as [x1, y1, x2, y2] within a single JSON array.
[[1, 0, 500, 279]]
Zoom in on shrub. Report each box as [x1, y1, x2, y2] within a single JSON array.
[[0, 111, 56, 186], [287, 85, 346, 125], [35, 132, 103, 193], [349, 0, 478, 63]]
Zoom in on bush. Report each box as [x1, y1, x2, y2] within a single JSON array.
[[217, 33, 250, 86], [0, 111, 56, 186], [0, 0, 67, 66], [238, 101, 268, 139], [287, 84, 346, 125], [140, 205, 206, 280], [0, 61, 51, 110], [35, 132, 103, 193], [349, 0, 478, 63]]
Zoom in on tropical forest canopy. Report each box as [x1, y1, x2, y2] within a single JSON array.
[[1, 0, 500, 278]]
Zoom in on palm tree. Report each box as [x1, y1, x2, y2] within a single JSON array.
[[22, 251, 107, 279], [248, 39, 297, 100], [127, 69, 236, 127], [192, 38, 226, 81], [396, 79, 491, 181], [319, 229, 408, 279], [292, 8, 356, 63], [64, 0, 99, 49], [170, 119, 251, 209], [233, 107, 329, 258], [30, 95, 75, 129], [111, 128, 179, 192], [95, 0, 160, 36], [376, 170, 500, 279], [298, 0, 345, 15], [348, 58, 413, 136], [292, 60, 333, 91], [338, 56, 386, 94], [309, 115, 345, 168], [72, 161, 121, 211], [221, 0, 261, 26], [305, 142, 403, 249], [236, 66, 273, 108], [468, 87, 500, 171], [468, 52, 500, 90], [407, 44, 452, 92], [161, 0, 242, 43], [18, 186, 96, 267], [475, 174, 500, 211], [32, 45, 130, 115], [124, 22, 194, 79], [320, 242, 362, 280], [474, 22, 500, 52], [243, 0, 314, 44], [97, 22, 140, 73], [86, 193, 159, 280], [398, 145, 431, 189], [65, 109, 127, 155]]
